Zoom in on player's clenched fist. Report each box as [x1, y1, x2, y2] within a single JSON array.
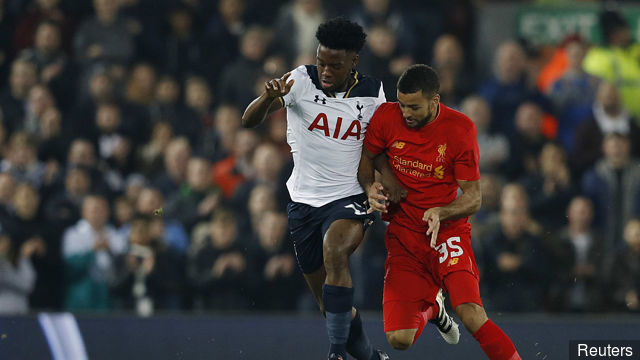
[[265, 72, 295, 99]]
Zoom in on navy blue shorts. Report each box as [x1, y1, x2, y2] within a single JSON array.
[[287, 193, 376, 274]]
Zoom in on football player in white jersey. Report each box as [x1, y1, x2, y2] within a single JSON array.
[[242, 17, 389, 360]]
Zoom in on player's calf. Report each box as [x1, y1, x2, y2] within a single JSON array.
[[454, 302, 488, 334], [385, 329, 417, 350]]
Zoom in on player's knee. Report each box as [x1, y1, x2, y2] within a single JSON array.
[[385, 332, 413, 350], [454, 302, 487, 333], [322, 241, 350, 270]]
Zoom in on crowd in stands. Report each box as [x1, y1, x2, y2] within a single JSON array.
[[0, 0, 639, 315]]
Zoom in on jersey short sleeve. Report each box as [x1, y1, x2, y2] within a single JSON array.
[[281, 65, 307, 108], [364, 103, 391, 155], [453, 126, 481, 181]]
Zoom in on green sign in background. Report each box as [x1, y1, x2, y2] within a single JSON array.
[[516, 5, 640, 45]]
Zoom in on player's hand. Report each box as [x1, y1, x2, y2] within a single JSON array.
[[423, 208, 441, 248], [265, 72, 294, 99], [366, 182, 388, 213], [381, 171, 407, 203]]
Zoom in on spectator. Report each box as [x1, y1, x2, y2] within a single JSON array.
[[73, 0, 135, 69], [481, 183, 549, 312], [0, 132, 47, 188], [548, 36, 598, 151], [19, 20, 75, 110], [149, 75, 200, 144], [218, 26, 271, 109], [0, 172, 15, 222], [350, 0, 416, 56], [198, 104, 242, 162], [522, 142, 576, 231], [12, 0, 76, 53], [504, 102, 547, 180], [154, 137, 191, 198], [164, 156, 220, 232], [137, 121, 172, 177], [163, 4, 204, 79], [572, 82, 640, 175], [36, 106, 67, 164], [583, 10, 640, 120], [248, 210, 299, 310], [212, 128, 259, 200], [44, 167, 91, 233], [111, 214, 185, 314], [0, 58, 37, 134], [124, 62, 156, 108], [61, 194, 126, 311], [273, 0, 325, 64], [582, 133, 640, 253], [546, 196, 606, 312], [134, 186, 189, 254], [461, 95, 509, 174], [203, 0, 247, 84], [611, 219, 640, 312], [184, 75, 214, 128], [187, 209, 248, 310], [0, 233, 42, 314], [23, 84, 56, 136], [431, 34, 474, 107], [65, 138, 109, 195]]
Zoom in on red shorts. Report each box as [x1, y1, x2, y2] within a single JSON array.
[[383, 222, 482, 332]]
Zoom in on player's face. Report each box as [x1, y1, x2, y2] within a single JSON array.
[[316, 45, 358, 93], [397, 90, 440, 128]]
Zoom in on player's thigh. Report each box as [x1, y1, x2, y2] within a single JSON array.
[[383, 226, 439, 332], [433, 230, 483, 308], [323, 218, 364, 257], [288, 202, 325, 274]]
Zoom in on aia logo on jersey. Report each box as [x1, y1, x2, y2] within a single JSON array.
[[392, 141, 406, 149], [308, 113, 361, 140], [436, 143, 447, 163]]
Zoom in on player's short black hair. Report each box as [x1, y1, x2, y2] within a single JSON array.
[[397, 64, 440, 97], [315, 17, 367, 53]]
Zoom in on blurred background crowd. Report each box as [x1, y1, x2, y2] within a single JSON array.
[[0, 0, 639, 317]]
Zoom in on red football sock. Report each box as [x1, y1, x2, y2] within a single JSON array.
[[472, 319, 521, 360], [412, 303, 438, 344]]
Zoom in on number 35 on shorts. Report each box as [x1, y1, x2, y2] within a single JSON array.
[[435, 237, 464, 264]]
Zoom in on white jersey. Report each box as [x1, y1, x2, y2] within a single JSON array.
[[282, 65, 386, 207]]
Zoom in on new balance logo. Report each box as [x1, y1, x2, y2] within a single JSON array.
[[314, 95, 326, 104], [392, 141, 406, 149]]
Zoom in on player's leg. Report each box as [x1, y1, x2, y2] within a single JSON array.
[[382, 223, 441, 350], [322, 218, 364, 360], [445, 271, 521, 360]]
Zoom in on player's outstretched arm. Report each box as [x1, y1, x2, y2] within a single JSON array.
[[372, 153, 407, 203], [241, 72, 294, 128]]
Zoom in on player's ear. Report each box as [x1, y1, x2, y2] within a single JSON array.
[[432, 93, 441, 105]]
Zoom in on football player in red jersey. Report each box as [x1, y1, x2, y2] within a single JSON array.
[[359, 64, 521, 360]]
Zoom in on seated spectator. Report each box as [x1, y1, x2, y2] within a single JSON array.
[[203, 0, 247, 84], [461, 95, 509, 173], [37, 106, 67, 164], [546, 196, 606, 312], [272, 0, 325, 64], [0, 233, 43, 314], [65, 138, 109, 196], [0, 58, 38, 135], [111, 215, 184, 314], [572, 82, 640, 175], [137, 121, 173, 177], [124, 62, 156, 108], [13, 0, 76, 53], [582, 133, 640, 252], [134, 187, 189, 254], [0, 132, 47, 188], [431, 34, 474, 107], [149, 75, 200, 144], [187, 209, 248, 310], [184, 76, 214, 128], [73, 0, 134, 70], [522, 142, 576, 231], [62, 194, 126, 311], [504, 102, 547, 180], [199, 104, 242, 162], [162, 4, 204, 79], [23, 84, 56, 136], [611, 219, 640, 312], [19, 20, 76, 110], [548, 36, 598, 151], [165, 156, 220, 232], [44, 167, 91, 233], [481, 183, 549, 312], [212, 129, 258, 200], [248, 211, 299, 310]]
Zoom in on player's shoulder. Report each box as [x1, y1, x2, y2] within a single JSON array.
[[348, 71, 383, 98], [375, 102, 400, 114], [442, 103, 477, 134]]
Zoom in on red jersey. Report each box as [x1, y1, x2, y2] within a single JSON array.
[[364, 102, 480, 233]]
